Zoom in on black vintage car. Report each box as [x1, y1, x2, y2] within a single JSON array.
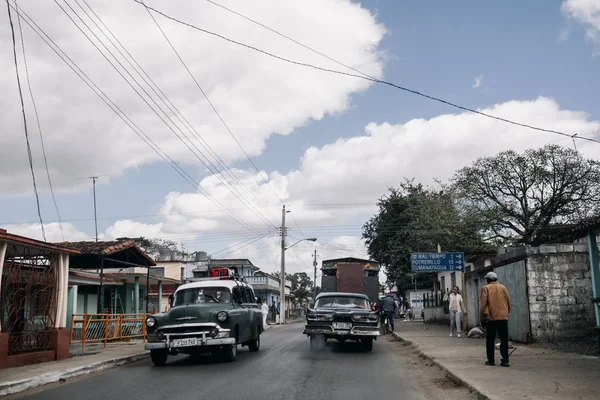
[[303, 292, 380, 351]]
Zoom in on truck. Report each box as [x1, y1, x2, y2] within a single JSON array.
[[320, 257, 380, 303]]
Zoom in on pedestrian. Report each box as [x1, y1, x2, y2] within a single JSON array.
[[261, 299, 269, 329], [447, 286, 465, 338], [479, 271, 511, 367], [380, 293, 397, 332]]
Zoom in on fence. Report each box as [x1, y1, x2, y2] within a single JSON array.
[[69, 313, 148, 351], [422, 292, 443, 308]]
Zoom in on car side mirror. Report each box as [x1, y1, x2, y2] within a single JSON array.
[[168, 294, 174, 307]]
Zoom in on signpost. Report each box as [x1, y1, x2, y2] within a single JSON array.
[[410, 252, 465, 272]]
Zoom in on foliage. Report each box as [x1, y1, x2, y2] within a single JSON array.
[[273, 272, 314, 303], [452, 145, 600, 245], [362, 179, 490, 295], [116, 236, 187, 259]]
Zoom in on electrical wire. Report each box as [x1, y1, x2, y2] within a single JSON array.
[[14, 0, 64, 240], [136, 0, 281, 225], [138, 1, 600, 145], [6, 0, 46, 241], [7, 0, 258, 234], [56, 0, 276, 230], [78, 0, 280, 228]]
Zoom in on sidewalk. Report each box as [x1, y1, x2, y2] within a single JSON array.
[[0, 341, 148, 397], [392, 321, 600, 400]]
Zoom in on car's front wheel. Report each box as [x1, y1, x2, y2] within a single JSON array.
[[248, 333, 260, 352], [150, 350, 168, 366], [222, 344, 237, 362]]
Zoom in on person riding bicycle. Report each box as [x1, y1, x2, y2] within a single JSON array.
[[380, 293, 397, 332]]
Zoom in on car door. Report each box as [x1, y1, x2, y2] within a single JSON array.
[[232, 285, 251, 341]]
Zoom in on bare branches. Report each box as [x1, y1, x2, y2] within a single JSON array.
[[453, 145, 600, 245]]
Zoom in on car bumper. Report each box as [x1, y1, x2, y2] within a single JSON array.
[[303, 325, 380, 337], [145, 337, 236, 350]]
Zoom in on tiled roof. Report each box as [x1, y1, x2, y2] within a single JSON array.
[[54, 240, 137, 255]]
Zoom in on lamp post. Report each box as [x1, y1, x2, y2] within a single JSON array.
[[279, 230, 317, 325]]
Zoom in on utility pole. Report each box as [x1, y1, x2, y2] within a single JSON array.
[[313, 249, 318, 300], [279, 205, 287, 325], [78, 175, 104, 242], [92, 176, 98, 242]]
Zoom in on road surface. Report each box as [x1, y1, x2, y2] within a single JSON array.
[[7, 322, 476, 400]]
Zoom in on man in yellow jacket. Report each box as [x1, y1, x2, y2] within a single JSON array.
[[479, 271, 511, 367]]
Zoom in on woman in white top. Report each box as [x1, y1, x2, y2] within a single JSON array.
[[446, 286, 466, 338]]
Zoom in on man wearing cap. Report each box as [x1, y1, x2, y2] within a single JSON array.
[[480, 271, 511, 367]]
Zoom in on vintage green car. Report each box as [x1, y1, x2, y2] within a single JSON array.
[[144, 278, 263, 365]]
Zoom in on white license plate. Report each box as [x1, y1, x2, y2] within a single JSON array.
[[333, 322, 352, 330], [171, 338, 198, 348]]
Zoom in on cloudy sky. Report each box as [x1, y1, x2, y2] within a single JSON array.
[[1, 0, 599, 281]]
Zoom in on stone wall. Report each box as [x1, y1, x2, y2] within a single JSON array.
[[526, 243, 595, 341]]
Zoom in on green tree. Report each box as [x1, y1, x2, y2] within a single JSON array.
[[273, 272, 314, 303], [452, 144, 600, 245], [362, 180, 488, 295]]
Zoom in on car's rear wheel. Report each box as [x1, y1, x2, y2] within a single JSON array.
[[222, 344, 237, 362], [150, 350, 168, 366], [362, 338, 373, 352], [248, 332, 260, 352]]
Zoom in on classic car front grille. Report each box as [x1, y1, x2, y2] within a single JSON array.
[[159, 326, 213, 334]]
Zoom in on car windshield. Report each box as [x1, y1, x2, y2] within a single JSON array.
[[173, 287, 232, 306], [315, 296, 370, 309]]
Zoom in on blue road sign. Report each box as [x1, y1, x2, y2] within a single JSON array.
[[410, 252, 465, 272]]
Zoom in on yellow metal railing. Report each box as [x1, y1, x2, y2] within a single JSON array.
[[69, 313, 148, 351]]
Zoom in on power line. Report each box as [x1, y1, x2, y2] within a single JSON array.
[[138, 0, 284, 209], [14, 0, 64, 240], [0, 202, 376, 225], [6, 0, 46, 241], [136, 0, 282, 225], [204, 0, 374, 80], [59, 0, 277, 230], [139, 1, 600, 145], [8, 0, 258, 234], [78, 0, 280, 229]]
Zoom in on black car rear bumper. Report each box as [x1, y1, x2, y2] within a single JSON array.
[[303, 324, 380, 337]]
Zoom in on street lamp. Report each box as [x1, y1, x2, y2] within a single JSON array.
[[280, 237, 317, 325]]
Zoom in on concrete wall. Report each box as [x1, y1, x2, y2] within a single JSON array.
[[424, 306, 450, 325], [464, 268, 488, 329], [526, 243, 595, 341]]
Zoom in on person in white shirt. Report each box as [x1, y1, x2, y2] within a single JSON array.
[[447, 286, 466, 338], [261, 299, 269, 329]]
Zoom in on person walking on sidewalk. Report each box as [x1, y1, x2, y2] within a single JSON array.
[[448, 286, 465, 338], [261, 299, 269, 329], [480, 271, 511, 367], [381, 293, 397, 332]]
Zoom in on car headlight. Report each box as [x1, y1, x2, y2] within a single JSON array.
[[217, 311, 228, 322], [146, 316, 156, 328]]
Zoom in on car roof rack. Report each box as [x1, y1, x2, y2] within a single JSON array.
[[186, 274, 246, 283]]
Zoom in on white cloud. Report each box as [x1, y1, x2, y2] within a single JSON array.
[[92, 97, 600, 247], [472, 74, 483, 89], [559, 28, 570, 42], [562, 0, 600, 51], [5, 97, 599, 276], [0, 0, 386, 195], [2, 222, 91, 242]]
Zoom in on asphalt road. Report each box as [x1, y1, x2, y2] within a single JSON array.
[[11, 323, 435, 400]]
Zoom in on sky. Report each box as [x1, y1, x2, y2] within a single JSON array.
[[1, 0, 600, 282]]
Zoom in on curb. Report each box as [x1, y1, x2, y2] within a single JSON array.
[[390, 332, 489, 400], [0, 352, 149, 397], [266, 318, 304, 329]]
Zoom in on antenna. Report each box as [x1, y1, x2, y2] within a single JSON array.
[[77, 175, 107, 242]]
